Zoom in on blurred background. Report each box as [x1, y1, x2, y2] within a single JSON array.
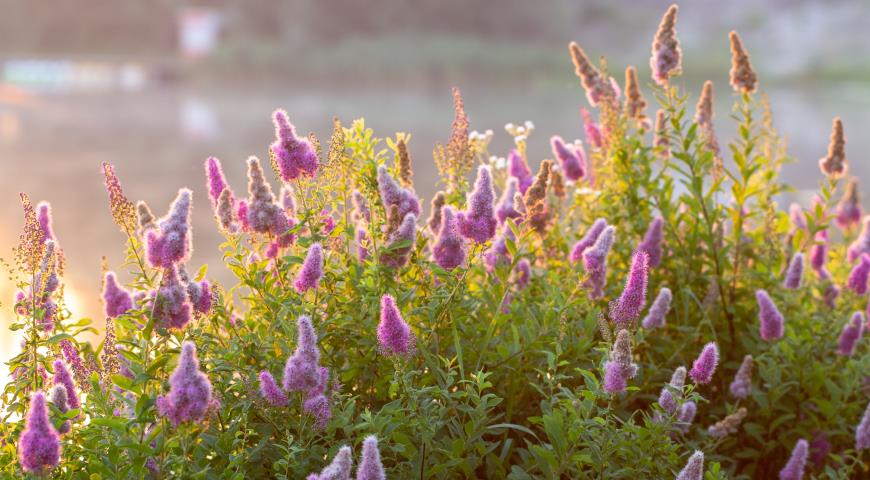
[[1, 0, 869, 376]]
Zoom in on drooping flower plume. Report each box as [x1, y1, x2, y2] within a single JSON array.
[[432, 206, 467, 270], [609, 251, 649, 329], [377, 294, 415, 357], [756, 289, 784, 342], [283, 316, 321, 392], [689, 342, 718, 385], [728, 31, 757, 94], [294, 243, 324, 294], [550, 136, 586, 181], [18, 392, 61, 474], [458, 165, 497, 243], [729, 354, 753, 399], [641, 287, 672, 330], [649, 5, 682, 85], [270, 109, 318, 181], [356, 435, 386, 480], [102, 271, 133, 318], [156, 342, 213, 426], [778, 439, 808, 480], [837, 312, 864, 357], [146, 188, 193, 268]]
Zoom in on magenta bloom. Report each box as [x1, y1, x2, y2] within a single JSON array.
[[432, 206, 467, 270], [848, 254, 870, 295], [52, 359, 80, 410], [603, 360, 627, 393], [270, 109, 318, 181], [837, 312, 864, 356], [809, 230, 830, 279], [847, 216, 870, 262], [245, 156, 291, 237], [186, 279, 212, 315], [458, 165, 497, 243], [37, 201, 56, 243], [236, 200, 250, 232], [756, 289, 784, 342], [377, 294, 415, 356], [303, 367, 332, 430], [294, 243, 324, 294], [729, 355, 753, 399], [283, 316, 321, 392], [783, 253, 804, 290], [380, 213, 417, 269], [581, 108, 603, 150], [583, 225, 615, 298], [570, 218, 607, 263], [377, 165, 420, 221], [779, 439, 808, 480], [676, 401, 697, 433], [18, 392, 60, 474], [259, 371, 288, 407], [156, 342, 213, 426], [689, 342, 718, 385], [508, 149, 533, 194], [48, 385, 71, 435], [102, 271, 133, 318], [637, 217, 664, 267], [641, 287, 672, 329], [495, 178, 521, 225], [308, 446, 352, 480], [836, 182, 862, 230], [205, 156, 231, 206], [356, 435, 386, 480], [550, 135, 586, 181], [675, 451, 704, 480], [609, 251, 649, 329], [146, 189, 193, 268], [152, 265, 192, 331], [514, 259, 532, 290], [857, 401, 870, 450]]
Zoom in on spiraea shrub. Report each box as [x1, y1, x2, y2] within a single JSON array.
[[3, 4, 870, 479]]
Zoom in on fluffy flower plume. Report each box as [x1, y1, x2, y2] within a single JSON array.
[[246, 156, 291, 236], [432, 206, 467, 270], [152, 265, 192, 331], [283, 316, 321, 392], [496, 178, 521, 226], [508, 150, 533, 194], [603, 330, 638, 394], [847, 253, 870, 295], [810, 230, 830, 279], [458, 165, 497, 243], [484, 224, 516, 272], [427, 191, 445, 234], [819, 118, 847, 179], [837, 312, 864, 357], [205, 156, 230, 206], [642, 287, 672, 329], [52, 359, 80, 410], [708, 408, 748, 438], [728, 31, 757, 94], [623, 66, 648, 126], [694, 81, 719, 155], [146, 189, 193, 268], [303, 367, 333, 430], [308, 445, 353, 480], [637, 216, 664, 267], [756, 289, 784, 342], [689, 342, 718, 385], [583, 225, 615, 298], [836, 179, 862, 229], [270, 109, 318, 181], [609, 251, 649, 329], [677, 401, 697, 433], [377, 294, 415, 357], [856, 401, 870, 450], [259, 371, 288, 407], [48, 385, 71, 435], [18, 392, 61, 474], [550, 136, 586, 181], [380, 213, 416, 269], [570, 218, 607, 263], [779, 439, 808, 480], [675, 451, 703, 480], [848, 216, 870, 262], [295, 243, 324, 294], [568, 42, 619, 107], [377, 165, 420, 226], [102, 271, 133, 318], [356, 435, 386, 480], [157, 342, 213, 426], [581, 108, 603, 150], [729, 354, 753, 399], [137, 201, 156, 232], [649, 5, 682, 85], [783, 253, 804, 290], [658, 366, 686, 415]]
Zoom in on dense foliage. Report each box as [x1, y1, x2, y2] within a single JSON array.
[[2, 4, 870, 479]]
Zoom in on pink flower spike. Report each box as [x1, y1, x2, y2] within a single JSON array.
[[689, 342, 718, 385]]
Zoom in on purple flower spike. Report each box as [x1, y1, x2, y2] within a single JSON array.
[[810, 230, 830, 279], [377, 294, 415, 357], [152, 265, 193, 331], [37, 201, 56, 243], [642, 287, 672, 329], [309, 446, 352, 480], [602, 361, 627, 394], [603, 330, 638, 394], [294, 243, 324, 294], [508, 149, 533, 194], [729, 355, 753, 399], [836, 179, 862, 230], [380, 214, 417, 269], [756, 289, 784, 342], [356, 435, 386, 480], [18, 392, 61, 474], [677, 401, 697, 433], [432, 206, 467, 270], [856, 401, 870, 450], [48, 385, 71, 435], [675, 451, 704, 480], [496, 178, 521, 225], [581, 108, 603, 150], [783, 253, 804, 290], [514, 259, 532, 290], [837, 312, 864, 356], [847, 216, 870, 262], [103, 271, 133, 318], [458, 165, 497, 243], [789, 203, 807, 231], [259, 371, 288, 407], [637, 216, 664, 267], [270, 109, 318, 181], [283, 316, 321, 392], [583, 225, 615, 299], [146, 189, 193, 268], [52, 359, 80, 410], [570, 218, 607, 263], [779, 439, 808, 480], [205, 157, 230, 206], [156, 342, 213, 426], [658, 366, 686, 415], [689, 342, 718, 385], [550, 135, 586, 181], [484, 225, 516, 272], [303, 367, 332, 430], [377, 165, 420, 221], [848, 254, 870, 295], [609, 251, 649, 329]]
